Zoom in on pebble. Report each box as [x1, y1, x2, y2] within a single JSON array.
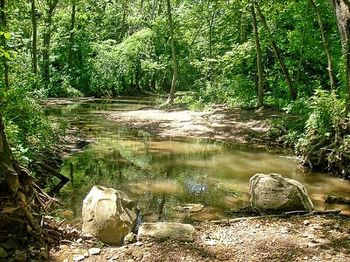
[[255, 224, 261, 228], [88, 248, 101, 255], [135, 241, 143, 246], [132, 250, 143, 259], [303, 220, 310, 226], [205, 239, 218, 246], [73, 254, 85, 261], [280, 228, 288, 234]]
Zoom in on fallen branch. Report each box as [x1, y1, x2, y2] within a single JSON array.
[[211, 210, 342, 224]]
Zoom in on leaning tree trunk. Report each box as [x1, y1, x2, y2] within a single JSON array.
[[31, 0, 38, 88], [67, 0, 76, 70], [42, 0, 59, 89], [0, 115, 46, 259], [251, 4, 264, 108], [331, 0, 350, 95], [310, 0, 337, 89], [0, 0, 9, 90], [166, 0, 178, 104], [255, 2, 297, 100]]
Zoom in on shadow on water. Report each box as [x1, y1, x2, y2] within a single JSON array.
[[46, 98, 350, 222]]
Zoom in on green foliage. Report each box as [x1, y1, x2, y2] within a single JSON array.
[[297, 90, 350, 177], [2, 87, 60, 164], [90, 29, 162, 96]]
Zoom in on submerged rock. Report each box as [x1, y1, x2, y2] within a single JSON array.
[[138, 222, 195, 241], [82, 185, 137, 245], [249, 173, 314, 213], [175, 203, 204, 212]]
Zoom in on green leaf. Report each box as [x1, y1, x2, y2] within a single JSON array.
[[4, 32, 11, 40]]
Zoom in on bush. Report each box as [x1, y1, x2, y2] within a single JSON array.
[[2, 87, 60, 165], [297, 89, 350, 178]]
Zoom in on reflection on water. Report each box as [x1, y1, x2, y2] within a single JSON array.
[[47, 98, 350, 222]]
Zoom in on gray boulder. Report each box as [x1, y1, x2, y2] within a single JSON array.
[[82, 185, 137, 245], [249, 173, 314, 213], [138, 222, 195, 241]]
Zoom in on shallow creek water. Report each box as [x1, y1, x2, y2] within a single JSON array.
[[47, 98, 350, 222]]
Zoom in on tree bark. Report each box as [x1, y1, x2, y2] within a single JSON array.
[[331, 0, 350, 95], [310, 0, 336, 89], [67, 0, 76, 70], [0, 0, 9, 90], [251, 5, 264, 108], [296, 3, 310, 85], [42, 0, 59, 89], [166, 0, 178, 104], [255, 3, 297, 100], [31, 0, 38, 87]]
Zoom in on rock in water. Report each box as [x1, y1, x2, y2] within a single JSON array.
[[249, 173, 314, 213], [138, 222, 195, 241], [82, 186, 137, 245]]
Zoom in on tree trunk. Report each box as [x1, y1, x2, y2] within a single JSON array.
[[310, 0, 336, 89], [31, 0, 38, 87], [67, 0, 76, 70], [0, 114, 47, 257], [42, 0, 59, 89], [296, 3, 310, 85], [331, 0, 350, 95], [0, 0, 9, 90], [166, 0, 178, 104], [240, 9, 248, 43], [255, 3, 297, 100], [251, 5, 264, 108]]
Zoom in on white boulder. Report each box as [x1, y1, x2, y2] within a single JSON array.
[[82, 186, 137, 245], [249, 173, 314, 213]]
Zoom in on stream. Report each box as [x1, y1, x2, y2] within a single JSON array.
[[47, 97, 350, 222]]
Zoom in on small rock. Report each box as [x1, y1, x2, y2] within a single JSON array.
[[255, 224, 261, 228], [124, 233, 136, 244], [325, 254, 332, 260], [306, 242, 318, 248], [73, 254, 85, 261], [0, 247, 8, 258], [132, 250, 143, 259], [175, 204, 204, 212], [83, 250, 90, 257], [145, 242, 153, 247], [135, 241, 143, 246], [88, 248, 101, 255], [138, 222, 195, 241], [205, 239, 218, 246], [312, 224, 323, 230], [303, 220, 310, 226], [280, 228, 288, 234]]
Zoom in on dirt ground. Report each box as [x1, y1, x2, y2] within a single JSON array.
[[50, 215, 350, 262], [108, 106, 277, 145]]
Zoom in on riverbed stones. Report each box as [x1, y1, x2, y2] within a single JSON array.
[[82, 185, 137, 245], [138, 222, 195, 241], [249, 173, 314, 213]]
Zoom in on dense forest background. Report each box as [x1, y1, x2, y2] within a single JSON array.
[[1, 0, 350, 178]]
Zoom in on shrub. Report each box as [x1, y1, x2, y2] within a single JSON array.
[[297, 89, 350, 178]]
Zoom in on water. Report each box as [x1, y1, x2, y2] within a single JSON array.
[[47, 98, 350, 222]]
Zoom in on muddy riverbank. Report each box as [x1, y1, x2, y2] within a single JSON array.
[[107, 105, 277, 146]]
